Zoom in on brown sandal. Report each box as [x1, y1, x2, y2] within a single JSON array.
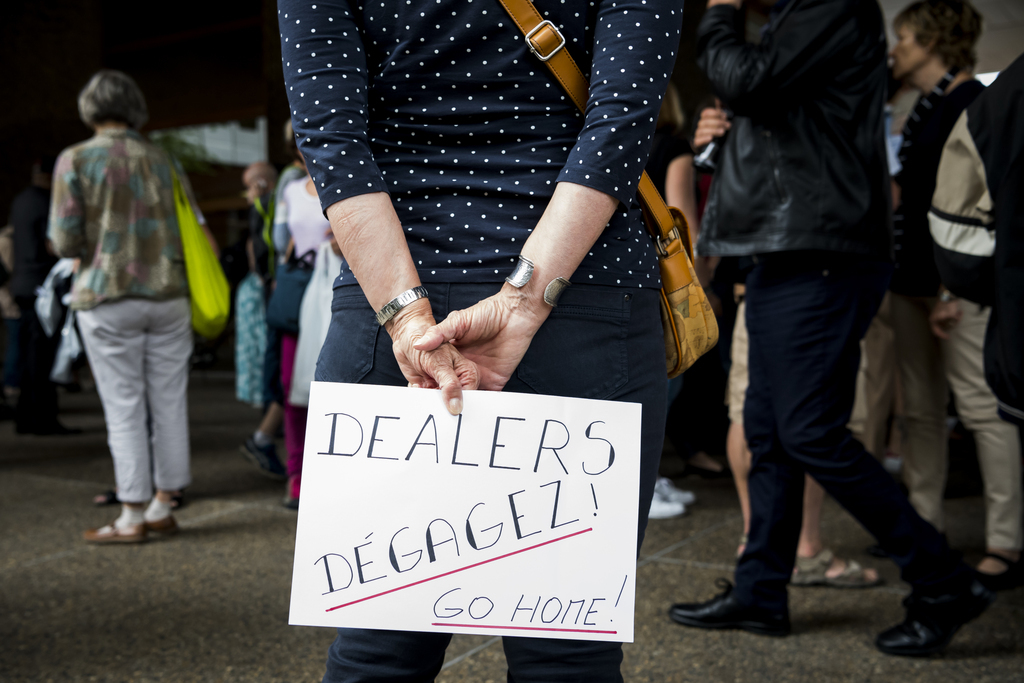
[[144, 515, 179, 535], [83, 521, 147, 544], [791, 548, 882, 588]]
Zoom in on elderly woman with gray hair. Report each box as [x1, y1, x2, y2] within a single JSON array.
[[50, 69, 198, 543]]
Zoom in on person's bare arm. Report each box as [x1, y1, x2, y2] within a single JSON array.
[[415, 182, 618, 391], [325, 193, 479, 414], [665, 154, 700, 245]]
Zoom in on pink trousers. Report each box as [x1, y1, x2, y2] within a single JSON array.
[[280, 333, 307, 493]]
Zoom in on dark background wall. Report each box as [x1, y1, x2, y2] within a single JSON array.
[[0, 0, 714, 230], [0, 0, 290, 230]]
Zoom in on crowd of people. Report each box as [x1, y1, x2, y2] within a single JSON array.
[[1, 0, 1021, 678], [666, 0, 1022, 661]]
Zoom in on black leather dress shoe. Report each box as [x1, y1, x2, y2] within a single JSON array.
[[876, 579, 995, 657], [669, 580, 790, 637]]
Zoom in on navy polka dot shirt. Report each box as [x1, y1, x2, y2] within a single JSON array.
[[278, 0, 682, 288]]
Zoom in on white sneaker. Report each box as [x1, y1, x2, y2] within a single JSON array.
[[655, 476, 696, 506], [648, 491, 686, 519]]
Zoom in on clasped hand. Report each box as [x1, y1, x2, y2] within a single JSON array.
[[407, 286, 552, 403]]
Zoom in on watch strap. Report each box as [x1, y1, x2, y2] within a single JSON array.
[[376, 286, 429, 326]]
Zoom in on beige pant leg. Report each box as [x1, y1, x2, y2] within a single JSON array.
[[851, 292, 895, 459], [849, 343, 869, 442], [727, 301, 748, 426], [943, 302, 1024, 552], [891, 293, 949, 532]]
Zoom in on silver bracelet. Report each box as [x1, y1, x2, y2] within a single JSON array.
[[543, 277, 571, 307], [376, 286, 429, 326], [505, 255, 535, 288]]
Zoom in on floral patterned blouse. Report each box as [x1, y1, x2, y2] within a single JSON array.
[[48, 128, 189, 310]]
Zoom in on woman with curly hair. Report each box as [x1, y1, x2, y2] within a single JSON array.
[[889, 0, 1022, 591]]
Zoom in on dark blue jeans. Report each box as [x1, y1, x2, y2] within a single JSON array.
[[315, 282, 666, 683], [735, 253, 972, 612], [262, 322, 284, 408]]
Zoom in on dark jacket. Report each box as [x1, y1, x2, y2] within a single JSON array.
[[891, 80, 984, 296], [928, 53, 1024, 425], [8, 185, 56, 299], [695, 0, 892, 260]]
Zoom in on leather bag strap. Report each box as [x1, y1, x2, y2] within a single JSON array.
[[496, 0, 690, 258]]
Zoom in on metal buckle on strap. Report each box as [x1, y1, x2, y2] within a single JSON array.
[[655, 227, 680, 258], [526, 20, 565, 62]]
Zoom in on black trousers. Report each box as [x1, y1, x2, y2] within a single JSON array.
[[14, 295, 59, 431], [315, 282, 667, 683], [735, 254, 972, 612]]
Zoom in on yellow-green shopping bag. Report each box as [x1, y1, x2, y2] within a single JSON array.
[[172, 170, 230, 339]]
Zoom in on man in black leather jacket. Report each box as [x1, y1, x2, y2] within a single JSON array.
[[668, 0, 993, 657]]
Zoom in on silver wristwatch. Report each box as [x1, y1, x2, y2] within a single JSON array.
[[376, 286, 429, 325]]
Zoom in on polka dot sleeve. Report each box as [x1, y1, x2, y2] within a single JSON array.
[[278, 0, 388, 210], [278, 0, 670, 288], [557, 0, 683, 207]]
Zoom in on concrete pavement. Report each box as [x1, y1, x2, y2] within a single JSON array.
[[1, 372, 1021, 682]]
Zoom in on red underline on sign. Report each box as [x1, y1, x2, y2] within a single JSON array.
[[325, 527, 594, 613], [432, 623, 618, 635]]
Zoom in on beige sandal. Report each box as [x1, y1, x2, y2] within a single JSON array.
[[791, 548, 881, 588]]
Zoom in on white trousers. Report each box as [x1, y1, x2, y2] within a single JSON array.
[[77, 298, 193, 503]]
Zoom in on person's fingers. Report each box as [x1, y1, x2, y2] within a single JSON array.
[[700, 108, 727, 123], [454, 351, 480, 391], [415, 308, 471, 351], [430, 350, 467, 415], [694, 115, 729, 147], [414, 326, 447, 351]]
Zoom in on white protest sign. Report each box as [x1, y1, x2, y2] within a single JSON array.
[[289, 381, 642, 642]]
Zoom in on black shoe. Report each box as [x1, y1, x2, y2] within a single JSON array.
[[669, 580, 790, 637], [875, 579, 995, 657], [975, 554, 1023, 592], [240, 437, 287, 480]]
